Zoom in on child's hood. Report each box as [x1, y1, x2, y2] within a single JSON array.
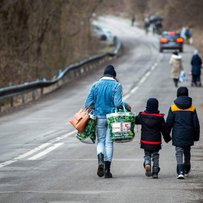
[[174, 96, 192, 109]]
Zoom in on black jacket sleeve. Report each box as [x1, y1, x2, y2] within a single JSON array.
[[135, 113, 142, 125], [193, 110, 200, 141], [165, 107, 174, 135], [161, 117, 171, 143]]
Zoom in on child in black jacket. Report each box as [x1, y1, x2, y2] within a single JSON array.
[[135, 98, 171, 178], [166, 87, 200, 179]]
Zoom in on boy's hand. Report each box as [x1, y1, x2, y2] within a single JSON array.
[[126, 104, 131, 111]]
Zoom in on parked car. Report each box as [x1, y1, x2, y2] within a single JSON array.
[[159, 31, 184, 53], [91, 21, 114, 45]]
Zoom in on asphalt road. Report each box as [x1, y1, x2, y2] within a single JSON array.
[[0, 16, 203, 203]]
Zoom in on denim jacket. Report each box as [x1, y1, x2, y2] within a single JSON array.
[[85, 76, 127, 118]]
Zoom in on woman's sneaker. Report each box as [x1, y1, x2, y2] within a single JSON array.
[[145, 164, 151, 177]]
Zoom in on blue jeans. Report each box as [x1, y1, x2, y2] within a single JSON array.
[[96, 118, 113, 161], [175, 146, 191, 165], [144, 150, 159, 168]]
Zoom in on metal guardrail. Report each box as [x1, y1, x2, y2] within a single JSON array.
[[0, 37, 121, 113]]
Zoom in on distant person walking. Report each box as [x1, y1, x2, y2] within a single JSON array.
[[169, 51, 183, 87], [85, 64, 131, 178], [131, 15, 135, 27], [191, 50, 202, 87], [181, 27, 192, 44], [144, 17, 150, 34], [135, 98, 171, 179], [166, 87, 200, 179], [185, 27, 192, 44]]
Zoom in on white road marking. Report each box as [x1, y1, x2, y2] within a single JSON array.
[[0, 190, 115, 194], [28, 143, 63, 160], [123, 57, 160, 101], [16, 143, 52, 159], [123, 94, 130, 100], [0, 131, 76, 168], [52, 158, 143, 161], [0, 143, 52, 168], [0, 160, 17, 168], [130, 86, 138, 94]]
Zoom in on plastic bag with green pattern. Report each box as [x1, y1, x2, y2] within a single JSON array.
[[76, 114, 96, 144], [107, 107, 135, 143]]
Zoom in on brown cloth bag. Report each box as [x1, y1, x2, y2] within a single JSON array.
[[69, 108, 91, 132]]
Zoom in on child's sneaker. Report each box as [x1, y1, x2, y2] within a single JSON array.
[[152, 173, 158, 179], [184, 171, 189, 177], [177, 172, 184, 179], [145, 164, 151, 177], [152, 167, 160, 179], [184, 164, 191, 177], [177, 164, 185, 179]]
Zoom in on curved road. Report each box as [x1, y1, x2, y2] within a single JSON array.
[[0, 16, 203, 203]]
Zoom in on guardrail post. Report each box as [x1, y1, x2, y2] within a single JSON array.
[[32, 91, 36, 100], [41, 88, 43, 95], [10, 97, 13, 107], [80, 68, 84, 74], [76, 71, 79, 77], [21, 94, 25, 104]]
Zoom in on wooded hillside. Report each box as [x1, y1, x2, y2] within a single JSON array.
[[0, 0, 202, 88], [0, 0, 103, 87]]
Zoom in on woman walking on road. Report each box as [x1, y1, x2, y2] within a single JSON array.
[[191, 50, 202, 87], [85, 65, 130, 178], [169, 51, 183, 87]]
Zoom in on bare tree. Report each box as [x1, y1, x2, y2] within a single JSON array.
[[0, 0, 104, 87]]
